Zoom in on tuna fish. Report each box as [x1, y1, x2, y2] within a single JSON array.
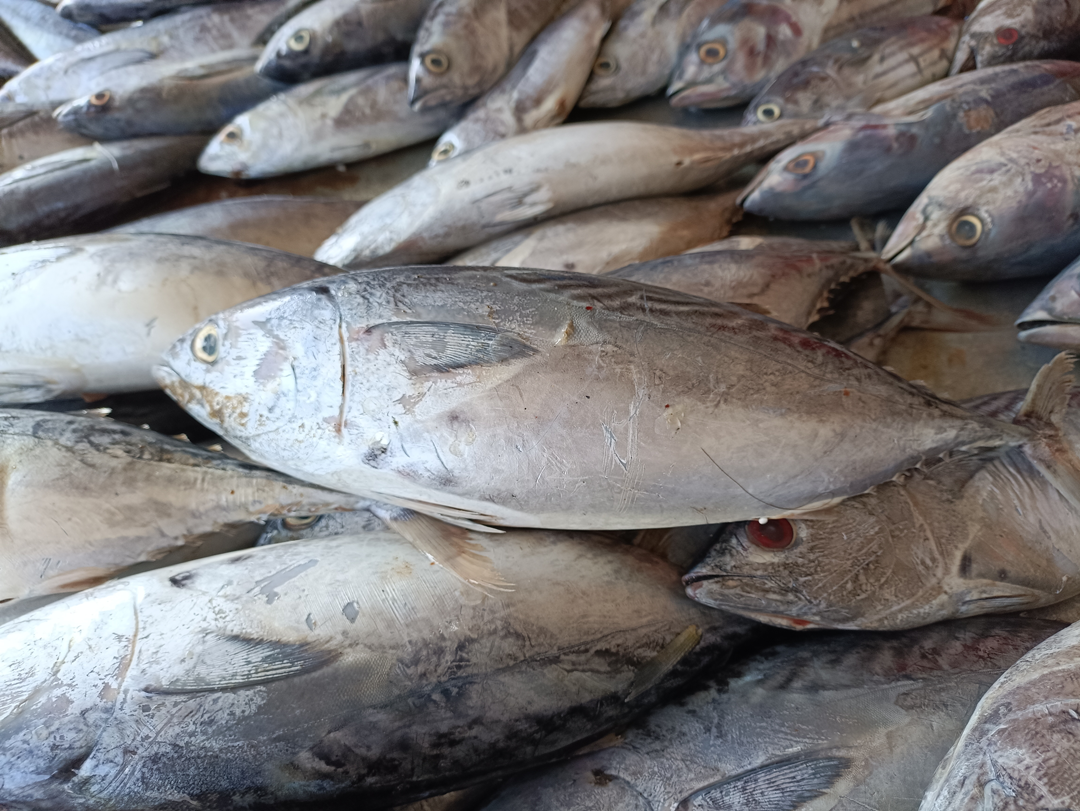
[[0, 105, 91, 173], [0, 0, 98, 59], [950, 0, 1080, 74], [1017, 254, 1080, 349]]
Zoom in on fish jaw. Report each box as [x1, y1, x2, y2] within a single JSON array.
[[682, 575, 826, 629], [880, 206, 925, 264], [1015, 260, 1080, 348], [1015, 320, 1080, 350], [667, 80, 747, 108], [948, 38, 977, 75]]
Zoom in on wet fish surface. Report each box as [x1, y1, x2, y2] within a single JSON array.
[[0, 105, 91, 173], [950, 0, 1080, 74], [58, 0, 245, 24], [0, 19, 33, 80], [1017, 255, 1080, 349], [0, 0, 98, 59]]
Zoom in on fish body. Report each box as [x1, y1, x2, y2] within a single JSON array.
[[314, 118, 817, 267], [882, 99, 1080, 281], [57, 0, 243, 24], [447, 191, 741, 273], [0, 232, 341, 402], [950, 0, 1080, 74], [479, 619, 1063, 811], [155, 266, 1025, 530], [743, 16, 960, 125], [0, 0, 97, 59], [742, 60, 1080, 221], [1017, 256, 1080, 349], [198, 62, 460, 178], [0, 105, 91, 173], [0, 529, 751, 807], [0, 19, 33, 79], [429, 0, 610, 163]]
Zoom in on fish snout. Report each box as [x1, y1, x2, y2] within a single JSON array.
[[881, 208, 926, 266]]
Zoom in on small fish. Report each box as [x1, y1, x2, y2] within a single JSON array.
[[882, 100, 1080, 281], [743, 16, 960, 125], [950, 0, 1080, 74], [1017, 256, 1080, 350], [447, 190, 742, 273], [743, 61, 1080, 221], [0, 0, 97, 60], [198, 62, 460, 178], [314, 117, 817, 267], [429, 0, 610, 164]]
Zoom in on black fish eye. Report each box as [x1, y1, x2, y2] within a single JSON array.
[[756, 102, 781, 122]]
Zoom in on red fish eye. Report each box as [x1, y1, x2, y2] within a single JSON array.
[[747, 518, 795, 549], [996, 27, 1019, 45]]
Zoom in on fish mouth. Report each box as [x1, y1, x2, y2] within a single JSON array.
[[667, 82, 743, 109], [880, 211, 924, 264], [1015, 319, 1080, 349], [949, 40, 976, 75]]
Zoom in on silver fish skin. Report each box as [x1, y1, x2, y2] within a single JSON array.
[[684, 233, 858, 252], [57, 0, 245, 24], [742, 16, 960, 126], [1017, 255, 1080, 349], [256, 0, 430, 83], [0, 134, 204, 245], [429, 0, 610, 164], [920, 619, 1080, 811], [950, 0, 1080, 74], [407, 0, 567, 110], [446, 191, 742, 273], [0, 19, 33, 79], [109, 195, 363, 256], [0, 529, 752, 808], [314, 118, 817, 268], [882, 99, 1080, 281], [0, 0, 290, 107], [0, 409, 373, 604], [685, 374, 1080, 631], [153, 266, 1026, 531], [479, 618, 1062, 811], [53, 49, 287, 140], [0, 105, 91, 173], [0, 232, 342, 403], [742, 60, 1080, 221], [0, 0, 97, 59], [198, 62, 460, 179]]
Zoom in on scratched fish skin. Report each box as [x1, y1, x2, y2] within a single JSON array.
[[198, 63, 460, 179], [429, 0, 609, 164], [0, 529, 751, 808], [447, 191, 741, 273], [110, 195, 363, 256], [741, 60, 1080, 221], [742, 16, 960, 126], [950, 0, 1080, 75], [0, 233, 343, 403], [921, 620, 1080, 811], [0, 410, 373, 605], [882, 99, 1080, 281], [1016, 255, 1080, 350], [479, 618, 1062, 811], [53, 49, 287, 140], [0, 0, 97, 60], [314, 118, 816, 268], [0, 135, 204, 245], [0, 106, 91, 173], [0, 0, 291, 107], [257, 0, 430, 83], [154, 266, 1027, 531]]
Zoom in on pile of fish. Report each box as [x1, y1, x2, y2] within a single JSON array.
[[5, 0, 1080, 806]]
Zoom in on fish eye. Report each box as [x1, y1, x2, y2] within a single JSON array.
[[423, 51, 450, 73], [89, 90, 111, 107], [747, 518, 796, 550], [593, 56, 618, 76], [287, 28, 312, 52], [784, 152, 817, 175], [431, 141, 455, 161], [283, 515, 319, 529], [220, 125, 242, 143], [948, 213, 984, 247], [192, 323, 220, 364], [995, 27, 1019, 45], [756, 102, 782, 122], [697, 40, 727, 64]]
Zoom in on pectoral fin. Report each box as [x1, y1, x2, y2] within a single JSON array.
[[676, 757, 850, 811], [1015, 353, 1080, 511], [363, 321, 537, 374], [626, 624, 701, 701], [957, 582, 1050, 616]]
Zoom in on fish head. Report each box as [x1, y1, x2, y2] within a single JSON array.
[[577, 26, 667, 108], [256, 21, 330, 83], [52, 88, 129, 140], [198, 113, 279, 179], [950, 2, 1041, 74], [1016, 259, 1080, 348], [743, 65, 843, 125]]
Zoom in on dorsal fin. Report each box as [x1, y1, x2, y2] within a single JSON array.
[[1015, 353, 1080, 512], [676, 757, 850, 811]]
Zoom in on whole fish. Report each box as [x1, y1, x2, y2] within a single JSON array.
[[0, 135, 204, 245], [742, 16, 960, 125], [0, 0, 291, 107], [478, 618, 1061, 811], [0, 233, 342, 403], [314, 118, 817, 267], [882, 99, 1080, 281], [0, 529, 751, 808], [742, 60, 1080, 221], [198, 63, 460, 179], [407, 0, 567, 109], [0, 105, 91, 172], [684, 357, 1080, 630], [920, 619, 1080, 811], [429, 0, 609, 164], [257, 0, 430, 82], [0, 0, 97, 59], [0, 410, 374, 604], [110, 195, 363, 256], [447, 191, 742, 273], [950, 0, 1080, 74], [57, 0, 250, 24], [154, 266, 1027, 535], [53, 49, 287, 140], [1016, 255, 1080, 349]]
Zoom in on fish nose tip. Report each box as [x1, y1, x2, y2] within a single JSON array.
[[880, 213, 924, 264]]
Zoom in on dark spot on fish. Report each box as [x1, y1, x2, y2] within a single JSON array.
[[310, 738, 356, 771], [50, 751, 91, 779], [169, 572, 195, 588], [998, 568, 1008, 580], [392, 418, 400, 427], [309, 285, 331, 296], [961, 105, 996, 133], [959, 551, 972, 577], [363, 444, 388, 467], [591, 769, 615, 786], [227, 554, 255, 565], [342, 601, 360, 623]]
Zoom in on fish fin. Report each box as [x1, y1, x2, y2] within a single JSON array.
[[71, 47, 156, 78], [363, 321, 537, 374], [376, 508, 515, 593], [676, 757, 850, 811], [0, 371, 76, 403], [0, 151, 97, 186], [875, 263, 1000, 330], [957, 583, 1049, 616], [368, 494, 505, 532], [626, 624, 701, 701], [147, 633, 338, 693], [1015, 353, 1080, 511], [170, 54, 258, 81]]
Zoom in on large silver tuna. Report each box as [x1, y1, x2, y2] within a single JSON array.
[[1017, 254, 1080, 349], [314, 118, 817, 267], [154, 266, 1027, 534], [950, 0, 1080, 74], [478, 618, 1062, 811], [0, 528, 751, 808]]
